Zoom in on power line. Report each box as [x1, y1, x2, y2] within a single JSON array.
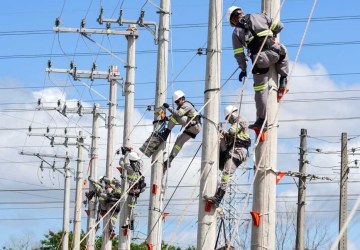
[[1, 40, 360, 60], [0, 14, 360, 37]]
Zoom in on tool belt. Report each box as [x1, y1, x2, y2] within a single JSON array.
[[236, 139, 251, 149]]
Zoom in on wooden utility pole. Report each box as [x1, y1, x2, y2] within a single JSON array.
[[147, 0, 169, 249], [197, 0, 222, 249], [296, 129, 307, 250], [86, 104, 100, 250], [118, 24, 137, 250], [73, 131, 85, 249], [251, 0, 280, 249], [339, 132, 348, 250]]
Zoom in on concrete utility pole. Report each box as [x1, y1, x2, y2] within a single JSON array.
[[296, 129, 307, 250], [102, 65, 119, 250], [118, 24, 137, 250], [73, 131, 85, 249], [197, 0, 222, 249], [251, 0, 279, 249], [51, 18, 137, 250], [63, 157, 71, 250], [46, 63, 121, 250], [86, 104, 100, 250], [24, 130, 87, 250], [20, 151, 72, 250], [339, 132, 348, 250], [147, 0, 169, 249]]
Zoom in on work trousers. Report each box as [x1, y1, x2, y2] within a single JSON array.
[[167, 116, 201, 159], [219, 147, 247, 191], [253, 49, 289, 120]]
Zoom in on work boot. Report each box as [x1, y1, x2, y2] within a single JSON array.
[[163, 155, 174, 174], [248, 118, 267, 131], [159, 128, 171, 141], [109, 230, 116, 240], [278, 76, 289, 102], [85, 190, 95, 200], [204, 188, 226, 208]]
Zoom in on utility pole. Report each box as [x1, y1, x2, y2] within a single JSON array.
[[46, 63, 121, 250], [118, 24, 137, 250], [24, 129, 87, 250], [251, 0, 279, 249], [197, 0, 222, 249], [20, 151, 72, 250], [339, 132, 348, 250], [73, 131, 85, 249], [296, 129, 307, 250], [47, 64, 120, 250], [147, 0, 169, 249], [102, 65, 119, 250], [86, 104, 100, 250], [63, 157, 71, 250]]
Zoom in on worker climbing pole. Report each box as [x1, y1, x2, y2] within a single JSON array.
[[204, 105, 251, 208], [227, 5, 289, 132], [85, 176, 122, 240]]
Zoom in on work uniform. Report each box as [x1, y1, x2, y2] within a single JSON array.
[[219, 113, 251, 191], [166, 101, 201, 160], [90, 177, 122, 234], [119, 154, 146, 229], [103, 177, 122, 234], [232, 13, 289, 121]]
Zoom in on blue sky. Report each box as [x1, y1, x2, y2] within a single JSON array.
[[0, 0, 360, 249]]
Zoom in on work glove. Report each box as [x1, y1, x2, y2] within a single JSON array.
[[162, 103, 169, 109], [121, 146, 132, 155], [239, 71, 247, 82]]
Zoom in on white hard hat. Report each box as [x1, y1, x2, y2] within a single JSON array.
[[99, 176, 105, 181], [173, 90, 185, 102], [128, 151, 140, 161], [224, 105, 238, 119], [227, 6, 243, 25]]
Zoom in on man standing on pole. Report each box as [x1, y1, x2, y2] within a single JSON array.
[[227, 6, 289, 130]]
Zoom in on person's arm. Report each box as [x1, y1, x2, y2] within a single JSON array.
[[167, 102, 192, 117], [232, 29, 247, 72], [268, 16, 284, 36]]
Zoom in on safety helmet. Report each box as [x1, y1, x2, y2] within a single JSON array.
[[173, 90, 185, 102], [224, 105, 238, 120], [99, 176, 105, 181], [128, 151, 140, 161], [226, 6, 243, 25]]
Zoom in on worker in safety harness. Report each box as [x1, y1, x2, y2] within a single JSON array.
[[118, 147, 146, 230], [227, 6, 289, 130], [204, 105, 251, 207], [86, 176, 122, 239], [160, 90, 201, 172]]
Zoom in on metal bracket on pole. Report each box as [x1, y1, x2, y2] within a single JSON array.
[[97, 7, 158, 44]]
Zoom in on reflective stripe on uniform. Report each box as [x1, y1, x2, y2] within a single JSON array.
[[270, 19, 279, 31], [234, 47, 244, 55], [253, 82, 268, 92], [128, 204, 136, 208], [174, 144, 181, 151], [247, 29, 273, 44], [127, 174, 137, 179], [221, 175, 231, 183], [170, 116, 177, 123], [257, 29, 273, 37], [188, 111, 199, 118], [231, 124, 251, 141], [179, 108, 186, 115]]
